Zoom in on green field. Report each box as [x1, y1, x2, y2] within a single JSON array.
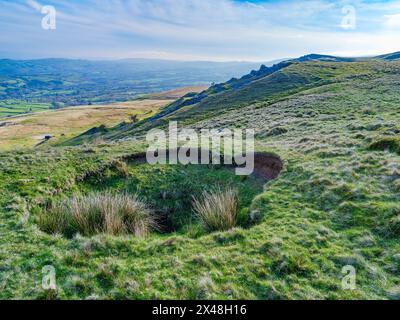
[[0, 101, 50, 117], [0, 58, 399, 299]]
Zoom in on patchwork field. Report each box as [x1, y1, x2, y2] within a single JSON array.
[[0, 101, 51, 117], [0, 58, 258, 110], [0, 86, 205, 151]]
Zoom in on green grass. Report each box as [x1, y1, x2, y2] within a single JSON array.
[[0, 60, 399, 299]]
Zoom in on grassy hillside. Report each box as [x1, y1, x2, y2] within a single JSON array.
[[109, 53, 388, 133], [0, 59, 399, 299], [92, 61, 382, 140]]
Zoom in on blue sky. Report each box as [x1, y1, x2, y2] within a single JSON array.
[[1, 0, 400, 61]]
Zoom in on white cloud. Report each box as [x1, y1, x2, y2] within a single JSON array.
[[26, 0, 42, 11], [0, 0, 399, 60], [384, 13, 400, 28]]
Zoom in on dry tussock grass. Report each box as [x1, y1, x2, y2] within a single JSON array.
[[192, 188, 239, 232], [39, 192, 157, 237]]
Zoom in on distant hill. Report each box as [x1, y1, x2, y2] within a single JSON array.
[[290, 53, 355, 63], [375, 51, 400, 61], [0, 58, 266, 116]]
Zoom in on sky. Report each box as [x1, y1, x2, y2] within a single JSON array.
[[1, 0, 400, 61]]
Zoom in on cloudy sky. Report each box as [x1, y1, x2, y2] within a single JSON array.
[[1, 0, 400, 61]]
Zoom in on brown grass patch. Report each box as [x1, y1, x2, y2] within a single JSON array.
[[39, 192, 157, 238], [192, 188, 239, 232]]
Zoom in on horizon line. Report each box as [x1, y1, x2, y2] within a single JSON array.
[[0, 55, 284, 64], [1, 50, 398, 64]]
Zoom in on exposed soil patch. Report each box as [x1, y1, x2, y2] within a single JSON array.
[[252, 152, 284, 180]]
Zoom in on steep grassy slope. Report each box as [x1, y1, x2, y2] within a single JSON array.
[[150, 54, 356, 120], [112, 54, 366, 127], [94, 61, 379, 141], [0, 59, 399, 299]]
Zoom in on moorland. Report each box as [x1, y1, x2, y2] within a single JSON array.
[[0, 53, 399, 299]]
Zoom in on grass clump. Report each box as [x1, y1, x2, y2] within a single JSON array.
[[192, 188, 239, 232], [110, 160, 129, 178], [39, 192, 156, 238]]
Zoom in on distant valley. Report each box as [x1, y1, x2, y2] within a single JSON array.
[[0, 59, 264, 117]]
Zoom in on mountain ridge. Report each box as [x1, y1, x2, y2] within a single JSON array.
[[141, 52, 397, 124]]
